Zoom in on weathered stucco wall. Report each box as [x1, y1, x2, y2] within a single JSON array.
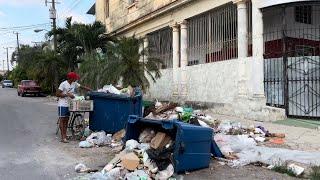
[[94, 0, 286, 121], [105, 0, 178, 33], [145, 58, 286, 121], [146, 59, 239, 104], [95, 0, 232, 36]]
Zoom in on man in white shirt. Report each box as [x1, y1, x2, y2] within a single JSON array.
[[56, 72, 91, 143]]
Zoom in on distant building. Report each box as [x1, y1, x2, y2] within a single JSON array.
[[0, 70, 5, 76], [89, 0, 320, 120]]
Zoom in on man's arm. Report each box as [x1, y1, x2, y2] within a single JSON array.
[[56, 89, 75, 99], [80, 85, 92, 92]]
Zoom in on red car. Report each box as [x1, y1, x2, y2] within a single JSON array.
[[17, 80, 42, 97]]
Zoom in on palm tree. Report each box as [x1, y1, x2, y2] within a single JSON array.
[[103, 36, 162, 90], [49, 17, 110, 71]]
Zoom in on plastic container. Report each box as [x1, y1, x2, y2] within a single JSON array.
[[125, 115, 213, 173], [88, 89, 142, 133], [69, 100, 93, 112]]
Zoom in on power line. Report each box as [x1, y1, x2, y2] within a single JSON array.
[[59, 0, 81, 20], [0, 23, 50, 30]]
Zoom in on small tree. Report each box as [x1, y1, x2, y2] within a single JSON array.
[[104, 36, 162, 90]]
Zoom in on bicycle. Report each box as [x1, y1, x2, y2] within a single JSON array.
[[56, 111, 89, 140]]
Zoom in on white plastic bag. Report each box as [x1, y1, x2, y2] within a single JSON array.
[[155, 164, 174, 180], [102, 84, 121, 95], [125, 139, 139, 150], [79, 140, 94, 148], [86, 131, 112, 146]]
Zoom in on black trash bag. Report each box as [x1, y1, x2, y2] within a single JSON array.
[[146, 143, 175, 171], [188, 116, 200, 126]]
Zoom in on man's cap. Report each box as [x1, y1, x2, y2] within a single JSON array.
[[67, 72, 80, 80]]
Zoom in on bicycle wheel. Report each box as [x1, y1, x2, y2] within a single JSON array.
[[70, 113, 85, 139]]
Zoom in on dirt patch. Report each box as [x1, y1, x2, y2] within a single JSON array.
[[184, 161, 297, 180]]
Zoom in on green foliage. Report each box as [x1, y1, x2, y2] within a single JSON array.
[[103, 36, 162, 90], [310, 166, 320, 180], [49, 17, 109, 71], [0, 74, 3, 81], [9, 19, 162, 93], [8, 65, 28, 87], [272, 164, 296, 177], [9, 45, 68, 93], [78, 53, 109, 90]]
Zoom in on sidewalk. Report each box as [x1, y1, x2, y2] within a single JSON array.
[[207, 113, 320, 152]]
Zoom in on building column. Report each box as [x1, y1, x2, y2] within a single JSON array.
[[251, 2, 265, 97], [143, 37, 148, 63], [180, 20, 188, 68], [234, 0, 248, 97], [138, 37, 148, 63], [235, 0, 248, 58], [171, 23, 180, 96], [179, 20, 188, 97]]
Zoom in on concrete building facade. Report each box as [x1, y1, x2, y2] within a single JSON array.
[[89, 0, 320, 121]]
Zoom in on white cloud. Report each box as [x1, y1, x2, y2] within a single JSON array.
[[0, 0, 43, 6]]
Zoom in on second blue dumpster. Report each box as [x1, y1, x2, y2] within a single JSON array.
[[125, 115, 213, 173], [88, 89, 142, 134]]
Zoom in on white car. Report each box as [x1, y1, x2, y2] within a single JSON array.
[[2, 80, 13, 88]]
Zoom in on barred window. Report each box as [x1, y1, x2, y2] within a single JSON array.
[[295, 6, 312, 24], [187, 3, 238, 65], [147, 27, 173, 69]]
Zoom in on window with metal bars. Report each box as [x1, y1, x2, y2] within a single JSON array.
[[187, 3, 238, 65], [147, 27, 173, 69], [295, 6, 312, 24]]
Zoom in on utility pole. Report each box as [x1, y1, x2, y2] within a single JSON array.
[[46, 0, 57, 51], [5, 47, 9, 72], [2, 60, 4, 71], [13, 32, 20, 54], [46, 0, 58, 91]]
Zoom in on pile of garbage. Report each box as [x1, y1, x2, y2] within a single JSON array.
[[89, 128, 176, 179], [79, 130, 124, 149], [97, 84, 134, 97], [212, 121, 320, 177], [144, 101, 212, 128], [216, 121, 286, 144]]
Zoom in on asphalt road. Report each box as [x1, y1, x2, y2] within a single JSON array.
[[0, 88, 300, 180], [0, 88, 73, 180]]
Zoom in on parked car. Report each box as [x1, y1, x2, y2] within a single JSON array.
[[17, 80, 41, 97], [2, 80, 13, 88]]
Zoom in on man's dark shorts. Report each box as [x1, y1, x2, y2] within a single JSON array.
[[58, 106, 70, 118]]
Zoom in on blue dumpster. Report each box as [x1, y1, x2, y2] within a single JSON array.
[[88, 89, 142, 133], [125, 115, 213, 173]]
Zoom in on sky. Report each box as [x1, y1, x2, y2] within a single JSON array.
[[0, 0, 95, 71]]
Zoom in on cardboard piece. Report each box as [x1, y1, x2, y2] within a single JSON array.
[[150, 132, 172, 150], [112, 129, 126, 141], [120, 152, 140, 171]]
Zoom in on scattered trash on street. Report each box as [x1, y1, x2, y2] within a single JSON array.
[[79, 131, 112, 148], [74, 163, 98, 173]]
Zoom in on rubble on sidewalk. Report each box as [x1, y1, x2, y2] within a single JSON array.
[[88, 126, 176, 180]]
